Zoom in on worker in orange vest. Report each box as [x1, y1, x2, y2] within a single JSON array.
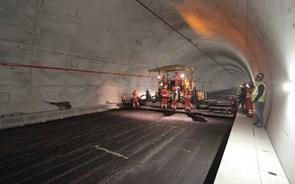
[[162, 74, 168, 87], [174, 71, 179, 87], [161, 86, 169, 109], [246, 81, 255, 117], [184, 88, 192, 111], [171, 86, 178, 111], [132, 88, 139, 108]]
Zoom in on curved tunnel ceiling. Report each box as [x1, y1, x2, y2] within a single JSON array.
[[137, 0, 252, 87]]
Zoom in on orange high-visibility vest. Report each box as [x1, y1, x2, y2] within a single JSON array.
[[161, 89, 169, 98]]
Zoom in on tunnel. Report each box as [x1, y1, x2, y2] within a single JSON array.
[[0, 0, 294, 183]]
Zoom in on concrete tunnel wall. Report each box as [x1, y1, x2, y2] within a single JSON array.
[[0, 0, 294, 183]]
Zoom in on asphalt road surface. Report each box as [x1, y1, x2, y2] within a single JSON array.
[[0, 109, 234, 184]]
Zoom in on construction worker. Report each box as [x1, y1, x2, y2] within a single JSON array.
[[237, 82, 248, 114], [184, 88, 192, 111], [132, 88, 139, 108], [171, 86, 178, 110], [146, 88, 152, 102], [174, 71, 180, 87], [197, 90, 204, 101], [251, 73, 266, 128], [191, 87, 197, 105], [228, 96, 237, 113], [161, 86, 169, 109], [161, 74, 168, 87], [246, 81, 255, 117]]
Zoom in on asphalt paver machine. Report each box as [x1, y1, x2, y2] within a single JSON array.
[[121, 64, 238, 117]]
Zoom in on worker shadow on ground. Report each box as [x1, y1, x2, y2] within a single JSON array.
[[187, 113, 208, 122], [163, 111, 175, 116]]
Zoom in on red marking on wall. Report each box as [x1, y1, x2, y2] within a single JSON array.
[[0, 62, 156, 79]]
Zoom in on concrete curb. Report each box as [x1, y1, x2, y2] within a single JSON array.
[[0, 104, 119, 130]]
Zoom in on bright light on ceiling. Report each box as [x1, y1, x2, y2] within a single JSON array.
[[283, 82, 295, 92]]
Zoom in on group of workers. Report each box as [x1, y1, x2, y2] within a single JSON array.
[[161, 71, 194, 111], [160, 86, 192, 111], [131, 86, 193, 111], [237, 81, 252, 116], [132, 72, 266, 127], [237, 73, 266, 128], [132, 70, 194, 111]]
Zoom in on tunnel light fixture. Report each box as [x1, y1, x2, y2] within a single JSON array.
[[180, 73, 185, 78], [283, 82, 295, 92], [157, 75, 161, 80]]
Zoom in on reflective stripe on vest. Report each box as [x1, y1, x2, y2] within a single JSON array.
[[251, 81, 266, 102], [161, 89, 169, 98], [173, 91, 178, 101]]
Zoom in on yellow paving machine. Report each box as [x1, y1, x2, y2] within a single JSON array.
[[121, 64, 238, 117]]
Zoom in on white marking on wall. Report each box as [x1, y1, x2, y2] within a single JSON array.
[[94, 145, 129, 159]]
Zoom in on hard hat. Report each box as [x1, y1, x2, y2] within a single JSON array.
[[256, 73, 264, 81], [248, 81, 254, 85]]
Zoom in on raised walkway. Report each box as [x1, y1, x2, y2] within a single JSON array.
[[214, 112, 289, 184]]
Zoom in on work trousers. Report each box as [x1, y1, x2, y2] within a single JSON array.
[[254, 101, 264, 126], [240, 97, 247, 114], [172, 100, 177, 110], [247, 99, 254, 116], [132, 98, 139, 107], [185, 99, 191, 110], [162, 98, 168, 109]]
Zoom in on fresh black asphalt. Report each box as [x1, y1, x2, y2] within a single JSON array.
[[0, 109, 233, 184]]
